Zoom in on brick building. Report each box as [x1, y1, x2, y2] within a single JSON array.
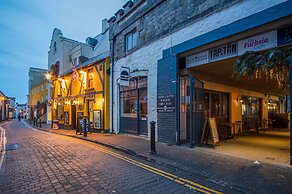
[[109, 0, 292, 158]]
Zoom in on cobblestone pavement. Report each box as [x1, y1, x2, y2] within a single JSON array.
[[0, 120, 229, 194]]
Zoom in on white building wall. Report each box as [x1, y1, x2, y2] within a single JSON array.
[[111, 0, 287, 136]]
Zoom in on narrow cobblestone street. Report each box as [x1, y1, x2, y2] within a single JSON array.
[[0, 120, 227, 194]]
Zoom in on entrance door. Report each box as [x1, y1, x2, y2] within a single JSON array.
[[180, 75, 204, 146], [120, 77, 148, 136], [138, 89, 148, 135], [71, 105, 77, 129]]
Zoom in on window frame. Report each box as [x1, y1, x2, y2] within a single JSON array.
[[125, 30, 138, 52]]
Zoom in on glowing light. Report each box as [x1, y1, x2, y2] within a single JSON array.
[[79, 70, 85, 74], [45, 73, 52, 80]]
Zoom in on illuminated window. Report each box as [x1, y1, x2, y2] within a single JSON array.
[[88, 69, 94, 88]]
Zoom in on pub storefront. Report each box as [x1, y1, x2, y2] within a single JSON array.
[[176, 22, 292, 164]]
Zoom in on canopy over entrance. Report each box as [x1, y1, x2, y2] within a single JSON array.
[[183, 57, 287, 97]]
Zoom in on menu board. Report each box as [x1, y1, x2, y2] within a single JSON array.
[[93, 110, 101, 129], [209, 118, 219, 145]]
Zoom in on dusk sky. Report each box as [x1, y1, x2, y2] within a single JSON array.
[[0, 0, 127, 103]]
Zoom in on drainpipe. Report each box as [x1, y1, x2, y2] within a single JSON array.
[[289, 59, 292, 165], [110, 36, 115, 134], [189, 74, 194, 148]]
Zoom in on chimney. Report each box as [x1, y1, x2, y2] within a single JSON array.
[[102, 18, 109, 34]]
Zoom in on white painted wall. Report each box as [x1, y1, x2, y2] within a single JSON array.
[[111, 0, 287, 136]]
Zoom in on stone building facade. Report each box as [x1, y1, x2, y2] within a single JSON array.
[[109, 0, 291, 146]]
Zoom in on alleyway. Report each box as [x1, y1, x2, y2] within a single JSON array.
[[0, 120, 225, 194]]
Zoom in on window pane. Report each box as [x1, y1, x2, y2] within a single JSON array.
[[132, 32, 137, 48], [121, 91, 137, 118], [211, 93, 220, 117], [138, 77, 147, 88], [120, 79, 137, 91], [139, 90, 147, 118]]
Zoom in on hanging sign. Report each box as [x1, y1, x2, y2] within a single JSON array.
[[157, 94, 175, 113], [120, 67, 130, 86], [238, 30, 277, 55], [186, 51, 208, 68], [209, 42, 238, 62], [278, 25, 292, 46]]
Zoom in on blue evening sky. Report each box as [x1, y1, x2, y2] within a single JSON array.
[[0, 0, 127, 103]]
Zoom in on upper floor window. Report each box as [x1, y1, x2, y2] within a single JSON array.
[[73, 58, 77, 66], [41, 84, 44, 92], [125, 30, 137, 51], [53, 42, 57, 54], [88, 69, 94, 88]]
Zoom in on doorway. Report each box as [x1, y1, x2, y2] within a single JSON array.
[[71, 105, 77, 129], [120, 77, 148, 136], [179, 75, 204, 146]]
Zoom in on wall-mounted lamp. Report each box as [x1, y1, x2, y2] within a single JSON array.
[[237, 96, 243, 103], [79, 70, 86, 74], [45, 72, 52, 80]]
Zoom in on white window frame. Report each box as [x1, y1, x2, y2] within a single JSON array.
[[125, 30, 137, 51]]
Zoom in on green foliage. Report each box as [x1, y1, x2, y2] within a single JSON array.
[[233, 46, 292, 90]]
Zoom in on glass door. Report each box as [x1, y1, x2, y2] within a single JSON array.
[[179, 75, 204, 146]]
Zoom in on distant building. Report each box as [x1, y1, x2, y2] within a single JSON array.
[[16, 103, 27, 119], [8, 97, 16, 119], [0, 91, 9, 122], [27, 67, 48, 122]]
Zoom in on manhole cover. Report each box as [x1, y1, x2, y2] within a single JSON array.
[[5, 144, 20, 151]]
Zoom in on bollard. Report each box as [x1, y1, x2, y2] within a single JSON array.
[[33, 118, 36, 126], [39, 119, 41, 128], [150, 121, 157, 154], [83, 118, 87, 138]]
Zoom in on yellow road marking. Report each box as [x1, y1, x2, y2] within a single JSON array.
[[78, 141, 223, 194]]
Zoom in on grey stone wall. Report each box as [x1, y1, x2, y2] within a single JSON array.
[[109, 0, 241, 61]]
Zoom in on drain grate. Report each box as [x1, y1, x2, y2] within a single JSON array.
[[5, 143, 20, 151]]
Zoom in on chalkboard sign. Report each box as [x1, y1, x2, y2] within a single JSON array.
[[52, 120, 59, 129], [76, 117, 91, 134], [201, 118, 220, 148], [209, 118, 219, 146]]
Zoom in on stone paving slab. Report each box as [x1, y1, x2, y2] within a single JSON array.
[[27, 120, 292, 193]]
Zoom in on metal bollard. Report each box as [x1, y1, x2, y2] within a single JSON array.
[[39, 119, 41, 128], [83, 118, 87, 138], [150, 121, 157, 154]]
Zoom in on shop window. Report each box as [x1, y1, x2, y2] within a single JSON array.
[[120, 77, 147, 118], [121, 90, 138, 118], [57, 104, 64, 120], [88, 69, 94, 88], [204, 91, 230, 122], [267, 99, 280, 114], [125, 30, 137, 51], [241, 96, 261, 117]]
